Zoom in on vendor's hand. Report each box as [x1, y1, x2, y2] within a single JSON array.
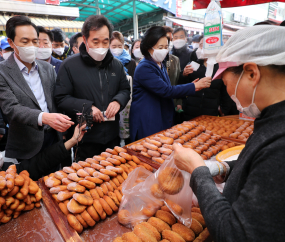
[[42, 113, 74, 132], [177, 105, 182, 111], [194, 77, 211, 91], [92, 106, 104, 123], [173, 143, 206, 174], [64, 124, 87, 150], [183, 65, 194, 76], [105, 101, 120, 119]]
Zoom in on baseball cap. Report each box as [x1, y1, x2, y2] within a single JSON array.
[[213, 62, 238, 80], [0, 38, 11, 50]]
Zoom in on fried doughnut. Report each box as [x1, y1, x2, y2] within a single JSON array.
[[135, 144, 148, 152], [103, 195, 118, 212], [57, 191, 75, 201], [1, 214, 12, 224], [105, 166, 123, 174], [146, 138, 162, 147], [133, 223, 157, 242], [78, 161, 91, 168], [190, 218, 203, 235], [35, 187, 42, 201], [106, 158, 121, 166], [51, 194, 61, 203], [151, 184, 164, 199], [155, 210, 176, 225], [172, 223, 195, 242], [140, 151, 152, 158], [142, 205, 157, 217], [148, 150, 161, 157], [140, 221, 161, 241], [162, 230, 185, 242], [122, 171, 128, 180], [158, 167, 184, 195], [152, 157, 165, 164], [116, 175, 124, 184], [93, 199, 107, 220], [143, 142, 158, 151], [162, 144, 173, 150], [158, 147, 173, 155], [63, 167, 76, 174], [191, 207, 201, 214], [67, 198, 87, 214], [93, 156, 106, 161], [10, 198, 20, 210], [84, 167, 96, 176], [95, 187, 104, 198], [120, 164, 129, 173], [100, 183, 109, 195], [50, 185, 67, 194], [78, 180, 96, 189], [89, 188, 100, 199], [161, 205, 171, 213], [67, 182, 86, 193], [71, 163, 83, 171], [152, 136, 161, 141], [106, 180, 116, 190], [119, 152, 132, 161], [118, 209, 131, 226], [112, 178, 120, 187], [85, 158, 99, 164], [165, 199, 183, 216], [191, 212, 206, 227], [114, 190, 122, 202], [7, 185, 19, 197], [54, 171, 68, 181], [160, 136, 174, 145], [108, 191, 120, 206], [161, 154, 169, 160], [141, 163, 153, 172], [105, 182, 114, 192], [0, 176, 6, 190], [81, 210, 96, 227], [85, 176, 103, 184], [106, 148, 118, 155], [45, 177, 61, 188], [91, 163, 104, 171], [101, 152, 113, 158], [113, 237, 124, 242], [193, 228, 210, 242], [114, 146, 127, 153], [160, 240, 170, 242], [112, 155, 126, 164], [87, 205, 100, 222], [67, 214, 83, 233], [100, 160, 114, 167], [59, 202, 70, 215], [93, 171, 110, 181], [76, 214, 88, 228], [122, 232, 142, 242], [67, 173, 83, 182], [62, 178, 73, 185], [15, 201, 25, 212], [100, 169, 117, 177]]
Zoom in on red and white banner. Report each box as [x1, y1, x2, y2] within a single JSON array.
[[176, 0, 182, 17]]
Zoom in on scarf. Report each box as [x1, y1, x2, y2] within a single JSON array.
[[113, 49, 131, 74]]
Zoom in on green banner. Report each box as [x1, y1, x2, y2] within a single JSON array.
[[204, 24, 221, 36]]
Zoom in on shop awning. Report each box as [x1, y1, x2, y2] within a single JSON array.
[[0, 15, 84, 32], [166, 17, 237, 36]]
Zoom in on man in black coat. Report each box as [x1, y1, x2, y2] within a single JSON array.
[[54, 15, 130, 160]]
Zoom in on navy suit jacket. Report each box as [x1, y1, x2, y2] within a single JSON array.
[[129, 58, 196, 142], [50, 56, 62, 74]]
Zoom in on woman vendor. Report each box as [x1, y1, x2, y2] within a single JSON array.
[[130, 26, 211, 141], [174, 25, 285, 241], [0, 124, 87, 180]]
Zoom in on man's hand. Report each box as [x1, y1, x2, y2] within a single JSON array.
[[42, 113, 74, 132], [183, 65, 194, 76], [92, 106, 105, 123], [0, 134, 3, 141], [105, 101, 120, 119], [177, 105, 182, 111]]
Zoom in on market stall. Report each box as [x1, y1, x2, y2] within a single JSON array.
[[0, 115, 251, 242]]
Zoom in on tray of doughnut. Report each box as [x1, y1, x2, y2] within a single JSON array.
[[126, 120, 244, 165], [114, 205, 211, 242], [192, 115, 254, 143], [0, 165, 43, 226], [39, 146, 156, 241]]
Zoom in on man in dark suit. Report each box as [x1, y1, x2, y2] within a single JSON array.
[[0, 16, 74, 175], [36, 26, 62, 74]]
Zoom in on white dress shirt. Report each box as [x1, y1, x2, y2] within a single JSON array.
[[14, 54, 49, 126]]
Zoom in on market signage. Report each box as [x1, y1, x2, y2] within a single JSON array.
[[193, 0, 285, 9], [138, 0, 180, 17]]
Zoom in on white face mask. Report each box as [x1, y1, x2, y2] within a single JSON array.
[[151, 48, 169, 63], [111, 48, 123, 57], [3, 51, 12, 60], [36, 48, 52, 60], [196, 48, 206, 60], [133, 48, 143, 59], [15, 44, 38, 64], [86, 42, 108, 61], [231, 70, 261, 118], [173, 39, 186, 49], [53, 47, 64, 56], [168, 41, 173, 51], [192, 43, 199, 49]]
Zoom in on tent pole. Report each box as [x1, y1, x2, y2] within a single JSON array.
[[133, 0, 138, 39], [96, 0, 101, 15]]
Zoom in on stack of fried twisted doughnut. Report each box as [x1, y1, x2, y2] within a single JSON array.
[[115, 204, 209, 242], [128, 121, 239, 163], [44, 146, 153, 234], [0, 165, 42, 225]]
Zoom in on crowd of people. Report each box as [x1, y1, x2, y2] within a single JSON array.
[[0, 13, 285, 241]]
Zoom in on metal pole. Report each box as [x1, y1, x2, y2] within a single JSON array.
[[133, 0, 138, 39], [96, 0, 101, 15]]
